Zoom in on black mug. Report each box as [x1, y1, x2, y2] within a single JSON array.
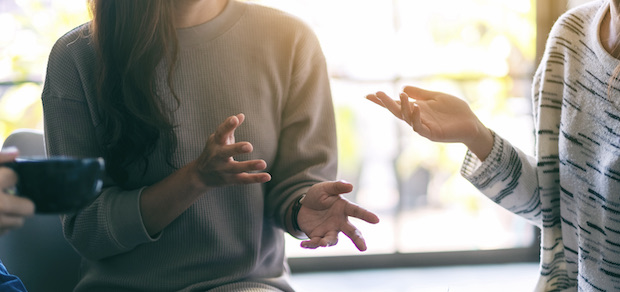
[[1, 157, 105, 213]]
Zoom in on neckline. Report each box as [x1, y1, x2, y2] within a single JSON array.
[[592, 1, 620, 74], [176, 0, 245, 48]]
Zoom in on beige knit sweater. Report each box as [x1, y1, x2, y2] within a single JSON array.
[[42, 1, 336, 291]]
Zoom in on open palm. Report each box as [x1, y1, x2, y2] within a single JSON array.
[[367, 86, 482, 144], [297, 181, 379, 251]]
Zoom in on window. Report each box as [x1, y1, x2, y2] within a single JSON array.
[[246, 0, 541, 268], [0, 0, 89, 138]]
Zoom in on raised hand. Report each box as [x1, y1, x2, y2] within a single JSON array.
[[193, 113, 271, 188], [297, 181, 380, 251], [366, 86, 494, 160]]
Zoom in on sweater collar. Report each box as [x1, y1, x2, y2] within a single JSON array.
[[592, 1, 620, 74], [176, 0, 245, 48]]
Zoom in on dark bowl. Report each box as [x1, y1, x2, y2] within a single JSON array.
[[2, 157, 105, 214]]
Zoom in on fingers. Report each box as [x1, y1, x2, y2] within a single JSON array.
[[400, 92, 413, 126], [233, 172, 272, 184], [0, 194, 34, 234], [410, 102, 428, 136], [0, 167, 17, 190], [196, 113, 272, 187], [225, 160, 271, 184], [213, 140, 270, 183], [403, 86, 435, 100], [216, 142, 253, 159], [0, 191, 35, 219], [300, 222, 370, 251], [373, 91, 404, 120], [0, 215, 27, 235], [301, 230, 339, 249], [0, 162, 33, 218], [304, 181, 352, 209], [341, 222, 368, 251], [320, 180, 353, 196], [213, 114, 245, 145], [0, 148, 19, 164], [224, 159, 266, 173], [345, 202, 380, 224], [235, 113, 245, 125], [365, 94, 386, 108], [369, 88, 430, 136]]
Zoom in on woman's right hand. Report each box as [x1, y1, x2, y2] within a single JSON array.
[[140, 113, 271, 235], [366, 86, 494, 161], [191, 113, 271, 189]]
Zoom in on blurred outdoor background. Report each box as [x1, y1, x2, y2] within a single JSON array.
[[0, 0, 591, 273], [255, 0, 539, 259]]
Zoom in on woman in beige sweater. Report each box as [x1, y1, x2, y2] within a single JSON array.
[[42, 0, 379, 291]]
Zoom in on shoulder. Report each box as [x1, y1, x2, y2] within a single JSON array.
[[43, 23, 96, 101], [50, 22, 92, 55], [234, 1, 324, 63], [239, 1, 317, 38], [48, 22, 95, 69], [537, 0, 605, 70], [548, 0, 604, 40]]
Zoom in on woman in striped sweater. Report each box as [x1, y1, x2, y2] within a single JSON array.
[[368, 0, 620, 291]]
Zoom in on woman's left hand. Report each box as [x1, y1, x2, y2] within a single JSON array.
[[297, 181, 380, 251]]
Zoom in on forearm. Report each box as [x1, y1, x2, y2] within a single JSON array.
[[140, 161, 210, 235], [462, 120, 495, 162], [62, 187, 152, 260]]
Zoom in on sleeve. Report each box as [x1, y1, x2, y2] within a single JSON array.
[[460, 131, 542, 227], [459, 62, 552, 227], [42, 29, 158, 261], [263, 22, 338, 237]]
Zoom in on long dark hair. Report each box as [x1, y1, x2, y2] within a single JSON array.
[[89, 0, 179, 185]]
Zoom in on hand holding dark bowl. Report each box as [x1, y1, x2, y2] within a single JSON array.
[[2, 157, 105, 214]]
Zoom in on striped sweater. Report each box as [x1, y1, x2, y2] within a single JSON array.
[[461, 1, 620, 291]]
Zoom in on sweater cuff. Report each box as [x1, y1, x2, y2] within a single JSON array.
[[107, 187, 160, 250], [460, 130, 506, 187]]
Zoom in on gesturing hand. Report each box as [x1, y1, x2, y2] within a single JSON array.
[[297, 181, 380, 251], [367, 86, 483, 143], [192, 113, 271, 188], [366, 86, 494, 160]]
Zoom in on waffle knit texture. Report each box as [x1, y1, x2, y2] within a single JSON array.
[[41, 1, 336, 291]]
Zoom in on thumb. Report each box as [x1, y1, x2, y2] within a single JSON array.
[[320, 180, 353, 195]]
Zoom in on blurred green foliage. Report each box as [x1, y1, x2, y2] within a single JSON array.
[[0, 0, 89, 144]]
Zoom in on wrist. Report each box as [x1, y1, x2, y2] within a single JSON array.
[[285, 194, 307, 239], [184, 161, 211, 194], [291, 194, 305, 232], [464, 122, 494, 162]]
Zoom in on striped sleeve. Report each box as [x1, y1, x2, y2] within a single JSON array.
[[461, 131, 542, 226]]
